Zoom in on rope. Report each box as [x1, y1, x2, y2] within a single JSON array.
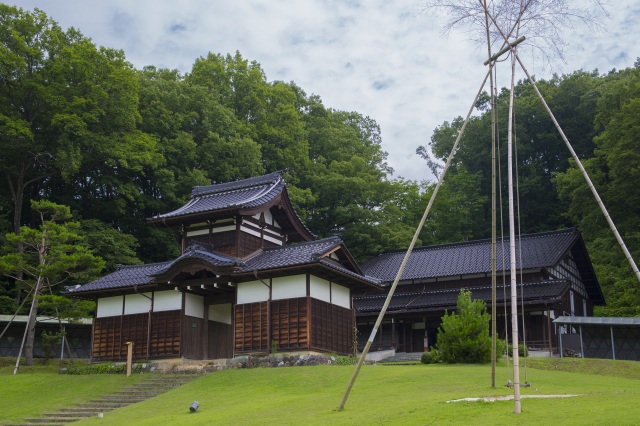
[[513, 93, 530, 385], [493, 65, 511, 383]]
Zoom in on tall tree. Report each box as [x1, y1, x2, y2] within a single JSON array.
[[0, 200, 103, 366], [555, 62, 640, 315], [0, 5, 154, 236]]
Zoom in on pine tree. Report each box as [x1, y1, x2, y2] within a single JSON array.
[[437, 289, 492, 363]]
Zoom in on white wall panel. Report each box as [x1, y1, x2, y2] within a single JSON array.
[[96, 296, 123, 318], [332, 284, 351, 309], [237, 280, 269, 304], [124, 293, 151, 315], [272, 275, 306, 300], [153, 290, 182, 312], [309, 275, 331, 303], [185, 293, 204, 319], [209, 303, 232, 324]]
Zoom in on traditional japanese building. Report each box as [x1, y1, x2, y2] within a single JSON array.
[[67, 172, 381, 361], [354, 228, 605, 354], [68, 172, 605, 362]]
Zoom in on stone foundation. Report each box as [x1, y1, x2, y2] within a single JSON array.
[[135, 354, 359, 374]]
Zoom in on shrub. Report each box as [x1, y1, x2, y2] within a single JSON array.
[[437, 289, 491, 364], [61, 362, 143, 375], [507, 343, 528, 358], [333, 355, 357, 366], [420, 350, 441, 364], [40, 330, 62, 363]]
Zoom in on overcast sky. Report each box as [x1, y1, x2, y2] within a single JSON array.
[[13, 0, 640, 182]]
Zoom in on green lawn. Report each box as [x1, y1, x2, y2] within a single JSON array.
[[3, 358, 640, 425], [0, 360, 145, 424]]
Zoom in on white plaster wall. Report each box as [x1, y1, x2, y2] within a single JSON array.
[[309, 275, 331, 303], [153, 290, 182, 312], [96, 296, 123, 318], [272, 275, 306, 300], [237, 280, 269, 304], [185, 293, 204, 319], [124, 293, 151, 315], [240, 225, 283, 245], [332, 284, 351, 309], [209, 303, 232, 324]]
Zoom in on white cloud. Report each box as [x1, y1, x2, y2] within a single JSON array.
[[13, 0, 640, 181]]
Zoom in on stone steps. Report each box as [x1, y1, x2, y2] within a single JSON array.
[[11, 374, 200, 426], [378, 352, 424, 363]]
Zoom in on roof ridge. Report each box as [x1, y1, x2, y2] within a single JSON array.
[[261, 235, 341, 252], [355, 279, 570, 299], [370, 227, 578, 257], [117, 262, 170, 270], [191, 171, 283, 197]]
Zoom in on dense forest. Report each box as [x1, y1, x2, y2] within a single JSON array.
[[1, 5, 639, 316]]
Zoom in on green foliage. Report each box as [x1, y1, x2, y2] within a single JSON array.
[[61, 362, 144, 375], [506, 343, 528, 358], [37, 295, 95, 321], [555, 63, 640, 314], [420, 349, 442, 364], [0, 199, 103, 365], [40, 330, 62, 363], [332, 355, 357, 366], [436, 289, 491, 364], [0, 295, 17, 315], [79, 219, 141, 272]]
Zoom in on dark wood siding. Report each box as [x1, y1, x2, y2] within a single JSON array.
[[234, 302, 269, 353], [182, 315, 204, 359], [150, 311, 181, 357], [92, 311, 181, 361], [271, 298, 308, 351], [208, 320, 233, 358], [310, 299, 353, 355]]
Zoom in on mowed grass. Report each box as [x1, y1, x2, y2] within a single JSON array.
[[0, 360, 145, 424], [3, 358, 640, 425]]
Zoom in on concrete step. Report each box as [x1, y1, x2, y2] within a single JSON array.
[[378, 352, 424, 363], [23, 418, 75, 424], [41, 412, 94, 418], [20, 373, 200, 425]]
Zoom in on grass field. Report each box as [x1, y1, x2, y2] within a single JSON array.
[[2, 358, 640, 425]]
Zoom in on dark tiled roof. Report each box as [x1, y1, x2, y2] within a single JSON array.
[[239, 236, 343, 272], [150, 248, 243, 279], [354, 280, 570, 314], [361, 228, 581, 283], [69, 237, 380, 295], [67, 263, 169, 294], [149, 171, 285, 222]]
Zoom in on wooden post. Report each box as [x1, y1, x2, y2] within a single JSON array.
[[126, 342, 133, 377], [547, 307, 553, 357]]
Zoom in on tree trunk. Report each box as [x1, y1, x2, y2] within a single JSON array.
[[7, 165, 27, 306], [24, 278, 44, 366], [25, 230, 48, 366]]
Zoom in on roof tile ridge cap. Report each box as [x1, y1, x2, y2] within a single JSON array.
[[194, 171, 282, 196], [151, 197, 199, 219], [239, 176, 283, 206], [242, 249, 264, 261], [191, 248, 237, 261], [119, 261, 169, 269]]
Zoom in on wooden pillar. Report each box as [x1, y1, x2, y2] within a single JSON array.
[[203, 300, 209, 359], [546, 307, 553, 357], [126, 342, 133, 377], [306, 274, 311, 352]]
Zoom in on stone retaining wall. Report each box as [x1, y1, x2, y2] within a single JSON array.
[[135, 354, 361, 374]]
